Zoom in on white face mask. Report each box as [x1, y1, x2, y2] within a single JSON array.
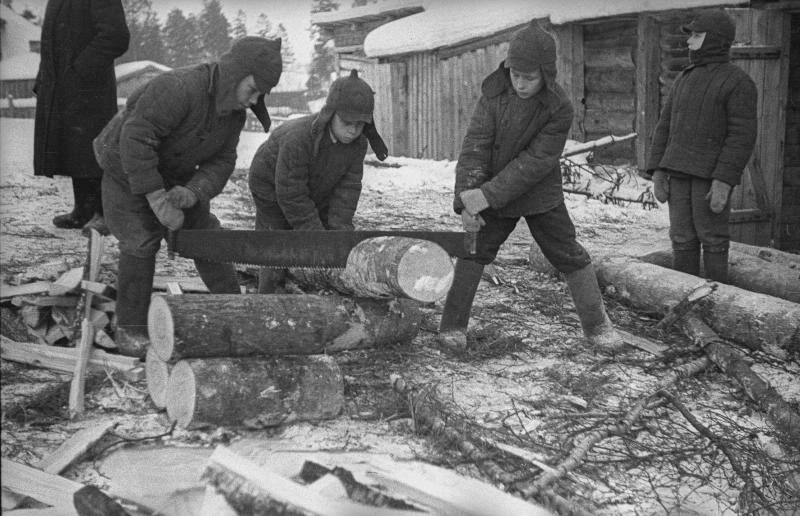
[[687, 31, 707, 51]]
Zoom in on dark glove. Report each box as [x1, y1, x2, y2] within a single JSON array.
[[146, 189, 184, 231], [706, 179, 732, 214], [652, 169, 669, 203], [460, 210, 485, 233], [166, 186, 198, 209], [460, 188, 490, 215], [364, 122, 389, 161]]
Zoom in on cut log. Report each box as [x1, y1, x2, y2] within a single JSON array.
[[202, 446, 423, 516], [639, 248, 800, 303], [35, 420, 116, 474], [593, 255, 800, 359], [145, 347, 170, 409], [291, 236, 454, 302], [1, 336, 143, 380], [731, 242, 800, 269], [165, 355, 344, 429], [148, 294, 421, 362], [681, 316, 800, 448]]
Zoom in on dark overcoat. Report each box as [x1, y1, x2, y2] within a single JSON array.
[[33, 0, 129, 178]]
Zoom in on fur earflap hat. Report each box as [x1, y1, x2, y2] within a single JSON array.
[[682, 9, 736, 44], [325, 70, 375, 123], [504, 20, 556, 73]]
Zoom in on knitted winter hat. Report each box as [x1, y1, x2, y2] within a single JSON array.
[[682, 9, 736, 44], [504, 20, 556, 73], [326, 70, 375, 123], [221, 36, 283, 94]]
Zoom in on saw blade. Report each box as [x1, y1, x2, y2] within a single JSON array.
[[170, 229, 469, 267]]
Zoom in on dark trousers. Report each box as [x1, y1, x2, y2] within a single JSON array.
[[471, 202, 591, 273], [668, 175, 731, 253]]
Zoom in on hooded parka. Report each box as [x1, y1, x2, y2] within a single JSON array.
[[33, 0, 129, 178]]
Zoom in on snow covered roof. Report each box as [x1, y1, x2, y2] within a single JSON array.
[[0, 4, 41, 59], [364, 0, 748, 58], [0, 51, 38, 80], [115, 60, 171, 81], [311, 0, 424, 26]]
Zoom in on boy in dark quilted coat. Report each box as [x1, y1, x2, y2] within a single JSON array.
[[440, 20, 621, 351], [93, 37, 283, 356], [248, 70, 387, 293], [644, 9, 757, 282]]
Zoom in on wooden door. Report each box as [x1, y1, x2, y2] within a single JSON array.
[[727, 8, 791, 247]]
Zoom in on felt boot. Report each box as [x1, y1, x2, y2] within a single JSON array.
[[703, 249, 729, 284], [53, 178, 96, 229], [437, 259, 484, 351], [672, 247, 701, 277], [565, 263, 622, 349], [195, 259, 240, 294], [115, 252, 156, 358]]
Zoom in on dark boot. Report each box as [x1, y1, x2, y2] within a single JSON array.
[[53, 178, 96, 229], [257, 267, 287, 294], [703, 249, 729, 284], [565, 263, 622, 349], [672, 247, 701, 276], [115, 252, 156, 358], [437, 258, 484, 350], [195, 259, 240, 293]]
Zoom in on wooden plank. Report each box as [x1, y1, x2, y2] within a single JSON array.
[[48, 267, 85, 296], [1, 336, 142, 379], [1, 458, 81, 513], [636, 14, 662, 171], [0, 281, 52, 300], [35, 420, 116, 474]]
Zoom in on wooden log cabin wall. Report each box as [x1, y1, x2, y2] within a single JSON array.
[[783, 12, 800, 252]]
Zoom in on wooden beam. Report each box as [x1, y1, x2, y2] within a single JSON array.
[[35, 420, 116, 474], [1, 336, 143, 380], [636, 14, 662, 171], [1, 458, 81, 513]]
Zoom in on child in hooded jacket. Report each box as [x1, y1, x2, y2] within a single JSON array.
[[248, 70, 387, 293], [441, 20, 621, 350], [644, 9, 757, 283], [93, 37, 283, 356]]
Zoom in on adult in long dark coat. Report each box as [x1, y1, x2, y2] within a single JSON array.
[[33, 0, 129, 233]]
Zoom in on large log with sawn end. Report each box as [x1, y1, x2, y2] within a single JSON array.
[[165, 355, 343, 429], [593, 256, 800, 358], [292, 236, 455, 303], [148, 294, 421, 361], [638, 248, 800, 303]]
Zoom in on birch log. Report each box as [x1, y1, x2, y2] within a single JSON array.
[[148, 294, 421, 362], [145, 347, 170, 409], [593, 256, 800, 359], [638, 248, 800, 303], [165, 356, 343, 429], [291, 236, 454, 303]]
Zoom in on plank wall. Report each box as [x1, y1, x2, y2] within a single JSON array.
[[781, 13, 800, 251]]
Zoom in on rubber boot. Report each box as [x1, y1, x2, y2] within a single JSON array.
[[565, 263, 623, 349], [53, 178, 95, 229], [672, 247, 701, 277], [195, 259, 240, 294], [115, 253, 156, 358], [703, 249, 729, 284], [437, 258, 484, 351], [257, 267, 287, 294]]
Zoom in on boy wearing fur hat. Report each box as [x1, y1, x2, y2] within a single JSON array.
[[441, 20, 621, 350], [93, 36, 283, 356], [644, 9, 757, 283], [248, 70, 387, 293]]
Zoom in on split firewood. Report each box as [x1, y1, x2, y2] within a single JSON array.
[[1, 336, 143, 381], [93, 329, 116, 350], [681, 315, 800, 448], [1, 457, 83, 512], [20, 304, 50, 328], [202, 446, 421, 516], [35, 420, 116, 474], [12, 295, 79, 307], [145, 347, 170, 409], [593, 255, 800, 359], [49, 267, 85, 296], [148, 294, 421, 362], [291, 236, 455, 303], [639, 248, 800, 303], [655, 281, 716, 331], [164, 355, 344, 429], [0, 280, 52, 301], [80, 280, 116, 300]]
